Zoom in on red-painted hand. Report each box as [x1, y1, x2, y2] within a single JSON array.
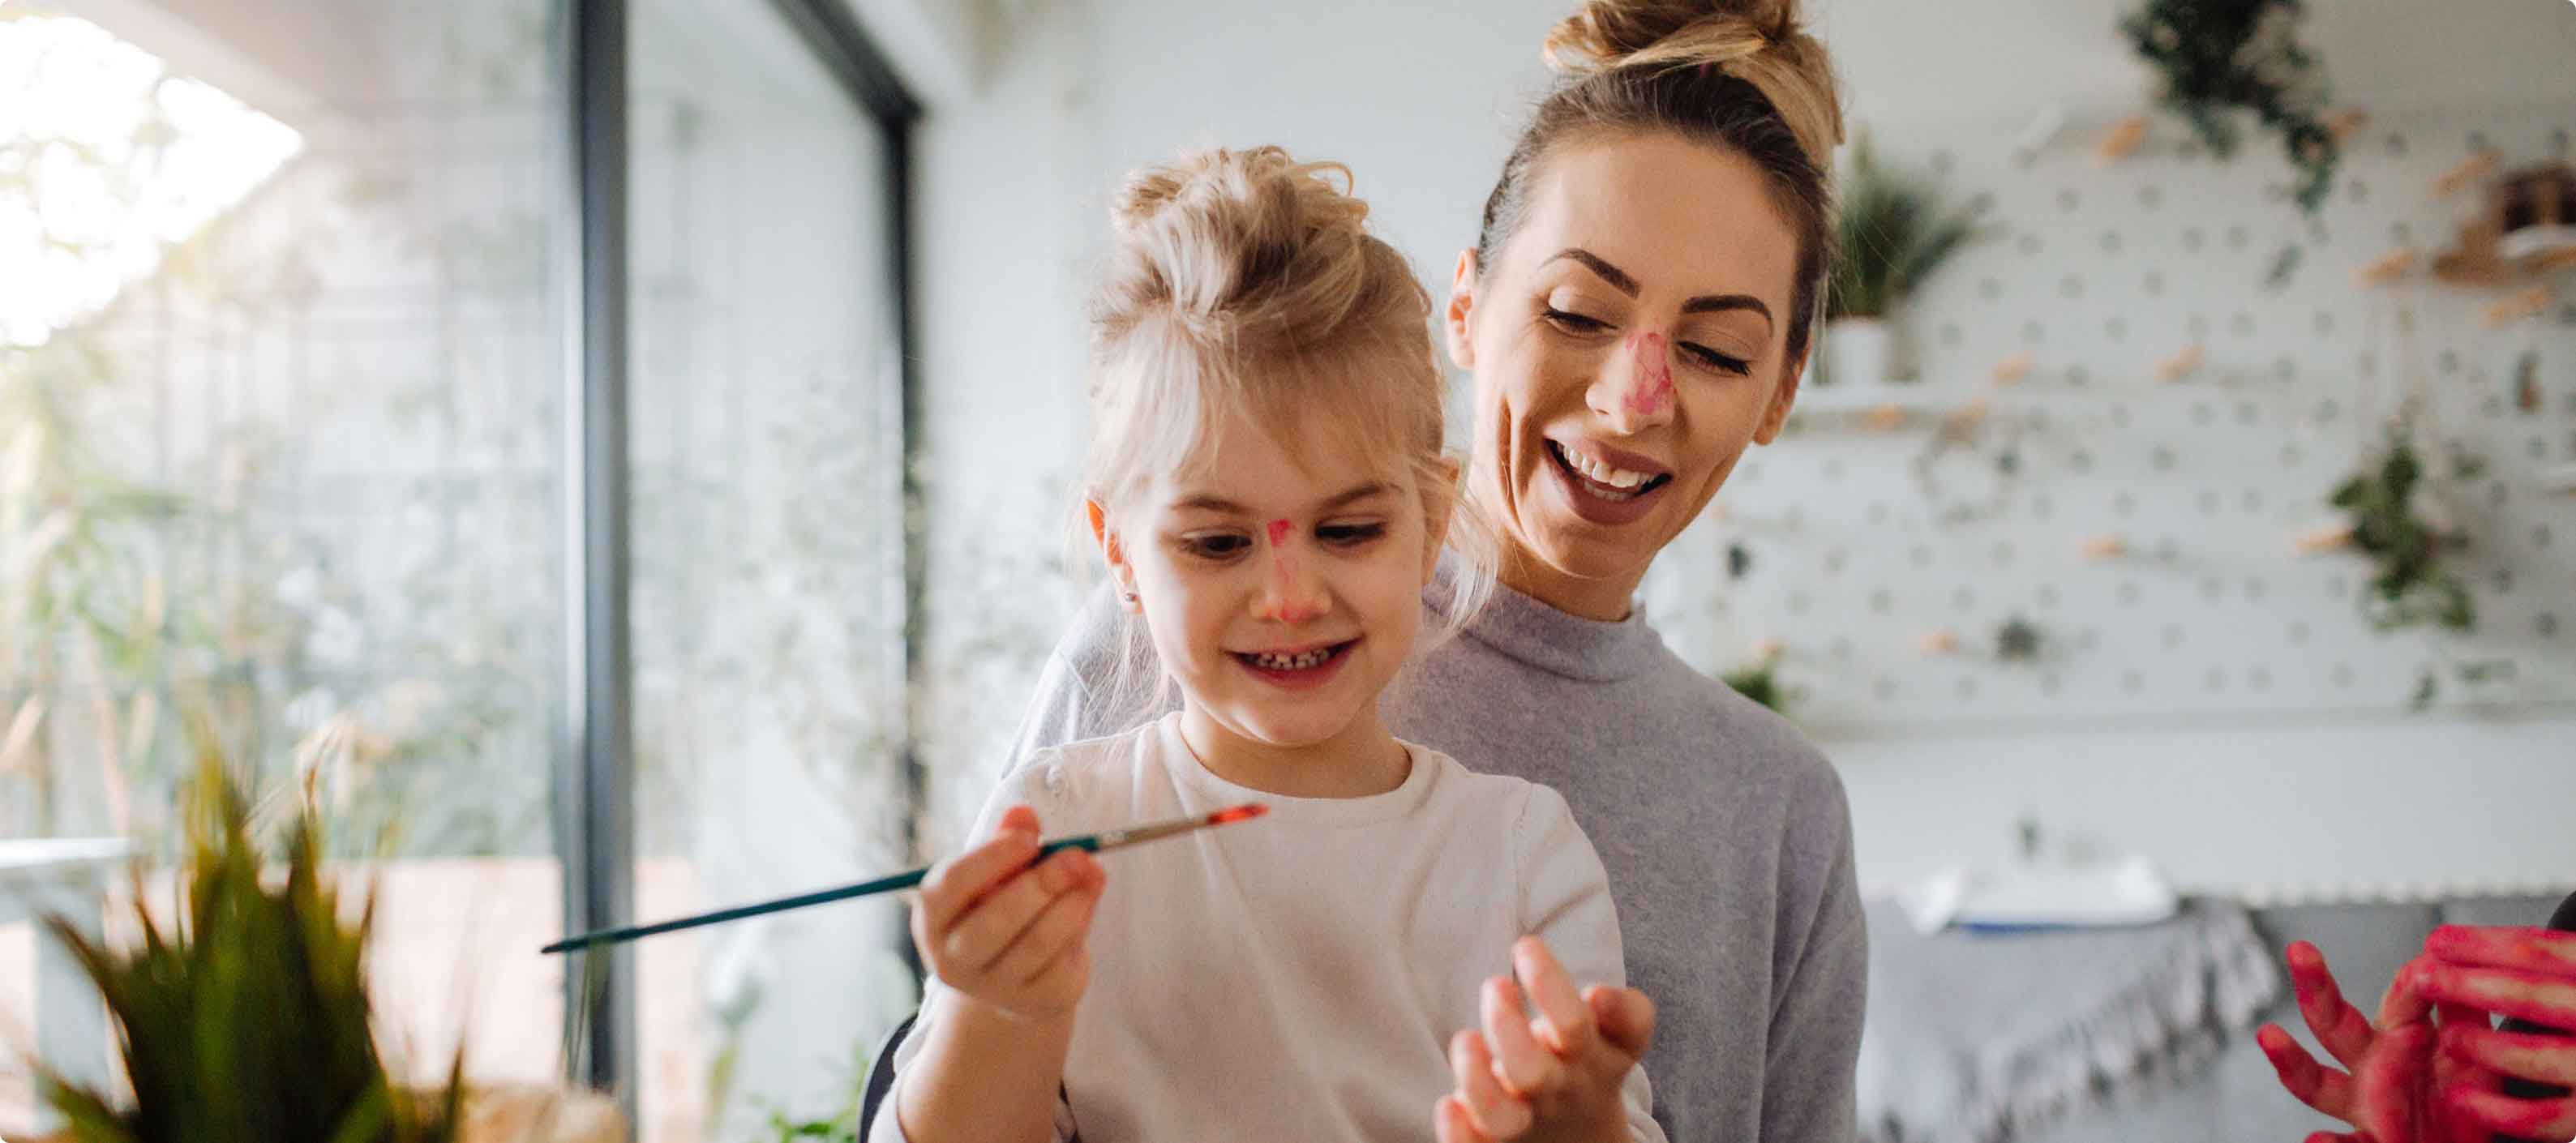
[[2259, 929, 2576, 1143]]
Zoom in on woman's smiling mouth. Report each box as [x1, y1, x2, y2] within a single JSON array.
[[1543, 438, 1672, 522]]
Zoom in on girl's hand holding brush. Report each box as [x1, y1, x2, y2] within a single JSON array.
[[894, 805, 1109, 1143], [912, 804, 1108, 1021]]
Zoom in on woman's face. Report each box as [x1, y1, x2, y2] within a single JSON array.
[[1447, 132, 1806, 619]]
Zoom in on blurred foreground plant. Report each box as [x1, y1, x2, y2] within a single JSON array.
[[34, 733, 619, 1143]]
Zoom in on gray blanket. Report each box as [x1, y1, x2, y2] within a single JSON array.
[[1858, 898, 2283, 1143]]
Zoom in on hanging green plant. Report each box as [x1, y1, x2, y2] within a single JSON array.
[[2119, 0, 2340, 213], [2325, 420, 2505, 708], [2330, 435, 2472, 635]]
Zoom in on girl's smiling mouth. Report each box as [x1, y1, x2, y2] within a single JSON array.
[[1231, 639, 1361, 688]]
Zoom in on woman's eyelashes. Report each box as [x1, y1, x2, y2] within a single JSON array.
[[1541, 305, 1611, 336], [1678, 341, 1753, 376], [1541, 305, 1754, 376]]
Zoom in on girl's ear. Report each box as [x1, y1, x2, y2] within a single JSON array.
[[1443, 249, 1480, 371], [1088, 498, 1144, 613]]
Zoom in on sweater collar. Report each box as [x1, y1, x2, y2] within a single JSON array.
[[1426, 550, 1667, 683]]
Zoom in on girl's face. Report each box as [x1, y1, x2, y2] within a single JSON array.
[[1447, 132, 1807, 620], [1097, 409, 1449, 770]]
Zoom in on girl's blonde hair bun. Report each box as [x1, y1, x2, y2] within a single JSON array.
[[1541, 0, 1842, 169], [1098, 146, 1386, 354]]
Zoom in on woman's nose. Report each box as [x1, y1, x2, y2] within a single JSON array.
[[1589, 329, 1678, 434]]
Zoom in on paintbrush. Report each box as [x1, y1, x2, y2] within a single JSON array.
[[540, 803, 1267, 955]]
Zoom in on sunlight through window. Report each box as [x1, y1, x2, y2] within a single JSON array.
[[0, 4, 302, 347]]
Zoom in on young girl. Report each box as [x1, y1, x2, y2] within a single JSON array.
[[872, 148, 1664, 1143]]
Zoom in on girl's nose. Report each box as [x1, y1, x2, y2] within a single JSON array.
[[1256, 520, 1330, 625], [1589, 329, 1678, 435]]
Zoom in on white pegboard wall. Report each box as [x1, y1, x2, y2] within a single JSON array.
[[1696, 106, 2576, 731]]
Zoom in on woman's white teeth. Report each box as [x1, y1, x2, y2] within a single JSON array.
[[1252, 647, 1334, 670], [1557, 443, 1653, 499]]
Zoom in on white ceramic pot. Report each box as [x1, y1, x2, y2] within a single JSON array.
[[1824, 318, 1893, 387]]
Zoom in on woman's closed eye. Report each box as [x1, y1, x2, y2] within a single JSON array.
[[1677, 340, 1752, 376], [1541, 306, 1611, 336]]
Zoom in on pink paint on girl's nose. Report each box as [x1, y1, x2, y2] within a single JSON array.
[[1262, 519, 1307, 623], [1623, 330, 1676, 417]]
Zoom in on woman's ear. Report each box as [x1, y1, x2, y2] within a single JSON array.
[[1751, 344, 1807, 446], [1443, 249, 1480, 371], [1087, 498, 1143, 613]]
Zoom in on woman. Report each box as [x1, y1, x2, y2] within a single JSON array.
[[997, 2, 1862, 1141]]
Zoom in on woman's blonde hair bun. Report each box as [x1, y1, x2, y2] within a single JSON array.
[[1541, 0, 1842, 169]]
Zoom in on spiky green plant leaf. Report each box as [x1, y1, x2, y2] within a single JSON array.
[[36, 737, 467, 1143]]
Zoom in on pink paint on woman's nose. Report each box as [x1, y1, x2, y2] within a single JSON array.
[[1268, 519, 1292, 547], [1624, 331, 1675, 417]]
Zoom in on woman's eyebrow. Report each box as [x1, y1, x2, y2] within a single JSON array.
[[1545, 246, 1775, 327], [1682, 294, 1774, 327], [1544, 247, 1639, 296]]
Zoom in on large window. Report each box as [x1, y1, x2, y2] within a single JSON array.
[[0, 1, 916, 1135], [628, 0, 913, 1136]]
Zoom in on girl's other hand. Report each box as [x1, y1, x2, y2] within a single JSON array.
[[1435, 935, 1657, 1143], [909, 805, 1106, 1023]]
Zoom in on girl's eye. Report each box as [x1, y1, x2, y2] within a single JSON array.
[[1180, 533, 1250, 559], [1317, 522, 1387, 546], [1679, 340, 1753, 376], [1541, 306, 1610, 336]]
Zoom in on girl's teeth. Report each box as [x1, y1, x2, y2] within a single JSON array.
[[1253, 648, 1333, 670]]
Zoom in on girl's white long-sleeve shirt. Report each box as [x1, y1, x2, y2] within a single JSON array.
[[877, 710, 1663, 1143]]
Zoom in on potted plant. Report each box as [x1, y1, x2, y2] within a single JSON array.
[[1825, 131, 1989, 386], [30, 738, 622, 1143]]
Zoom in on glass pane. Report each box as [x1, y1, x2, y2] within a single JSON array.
[[0, 0, 568, 1128], [627, 2, 915, 1139]]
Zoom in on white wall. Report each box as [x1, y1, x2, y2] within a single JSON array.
[[901, 0, 2576, 893]]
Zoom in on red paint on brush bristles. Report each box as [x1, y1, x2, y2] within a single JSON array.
[[1207, 804, 1267, 825]]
